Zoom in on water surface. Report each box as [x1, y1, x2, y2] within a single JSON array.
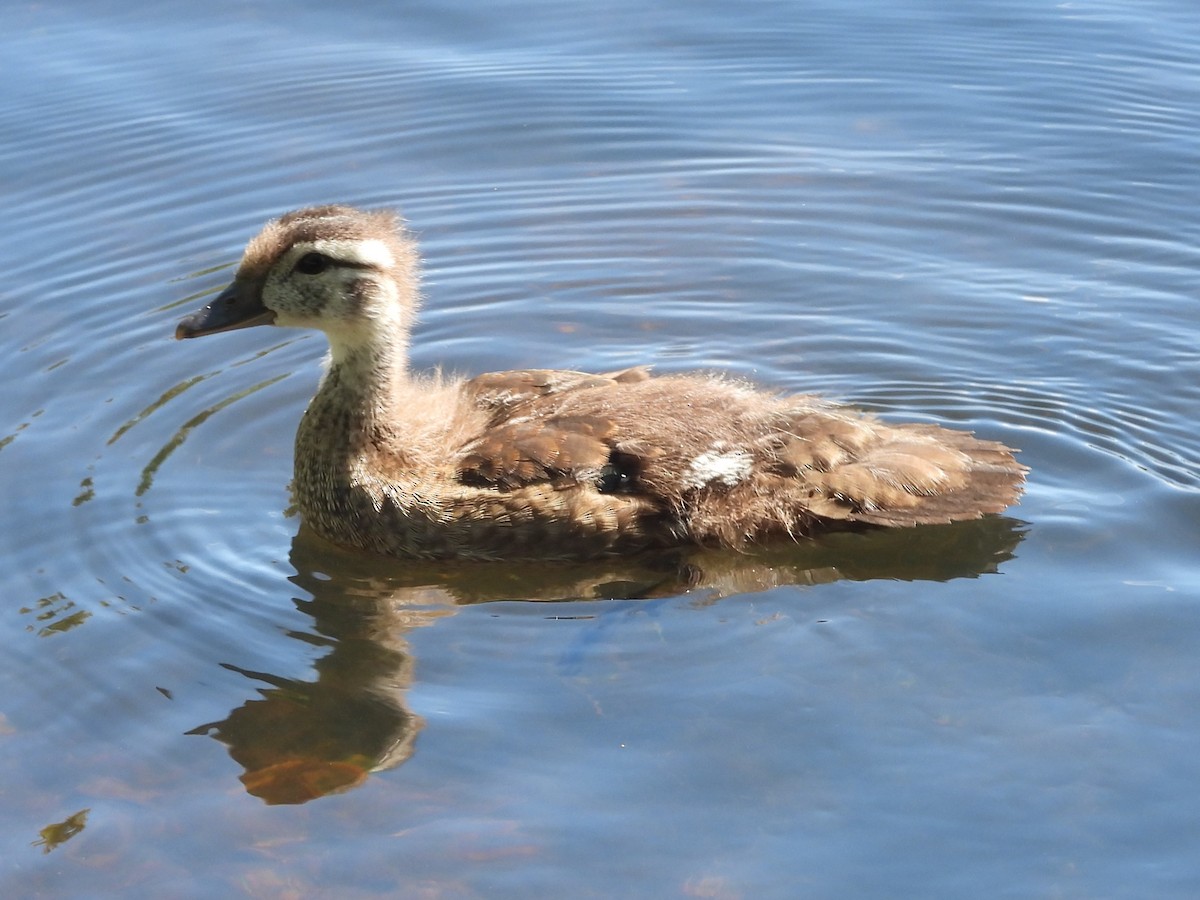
[[3, 0, 1200, 896]]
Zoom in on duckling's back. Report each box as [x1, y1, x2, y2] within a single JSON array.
[[433, 370, 1027, 557]]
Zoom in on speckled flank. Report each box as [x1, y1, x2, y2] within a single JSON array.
[[177, 205, 1027, 561]]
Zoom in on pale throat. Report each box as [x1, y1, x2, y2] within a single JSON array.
[[320, 315, 412, 430]]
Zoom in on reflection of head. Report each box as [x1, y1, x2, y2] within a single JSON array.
[[190, 657, 422, 805]]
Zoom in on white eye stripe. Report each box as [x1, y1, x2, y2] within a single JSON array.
[[294, 238, 395, 269]]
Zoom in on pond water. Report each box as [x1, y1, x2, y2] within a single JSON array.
[[3, 0, 1200, 896]]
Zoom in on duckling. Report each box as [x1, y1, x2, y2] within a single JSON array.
[[176, 205, 1026, 561]]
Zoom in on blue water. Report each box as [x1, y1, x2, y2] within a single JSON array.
[[3, 0, 1200, 896]]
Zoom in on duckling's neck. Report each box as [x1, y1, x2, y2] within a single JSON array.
[[317, 333, 412, 441]]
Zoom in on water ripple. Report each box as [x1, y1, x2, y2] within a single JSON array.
[[851, 378, 1200, 493]]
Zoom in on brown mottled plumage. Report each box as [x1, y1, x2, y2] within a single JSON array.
[[176, 205, 1026, 560]]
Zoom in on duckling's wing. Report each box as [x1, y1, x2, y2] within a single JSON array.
[[457, 367, 653, 490], [456, 414, 619, 489]]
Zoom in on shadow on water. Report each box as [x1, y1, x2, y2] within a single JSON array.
[[190, 517, 1025, 804]]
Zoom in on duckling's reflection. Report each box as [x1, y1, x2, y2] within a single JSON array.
[[192, 517, 1026, 804]]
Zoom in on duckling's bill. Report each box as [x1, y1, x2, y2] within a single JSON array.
[[175, 279, 276, 340]]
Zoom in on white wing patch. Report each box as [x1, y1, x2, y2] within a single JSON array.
[[683, 446, 753, 490]]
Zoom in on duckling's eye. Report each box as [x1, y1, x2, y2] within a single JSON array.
[[295, 252, 330, 275]]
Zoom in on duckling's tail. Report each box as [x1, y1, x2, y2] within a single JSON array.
[[770, 411, 1027, 528]]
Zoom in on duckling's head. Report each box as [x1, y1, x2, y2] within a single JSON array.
[[176, 205, 420, 359]]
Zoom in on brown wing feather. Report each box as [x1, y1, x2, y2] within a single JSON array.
[[457, 415, 618, 489]]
